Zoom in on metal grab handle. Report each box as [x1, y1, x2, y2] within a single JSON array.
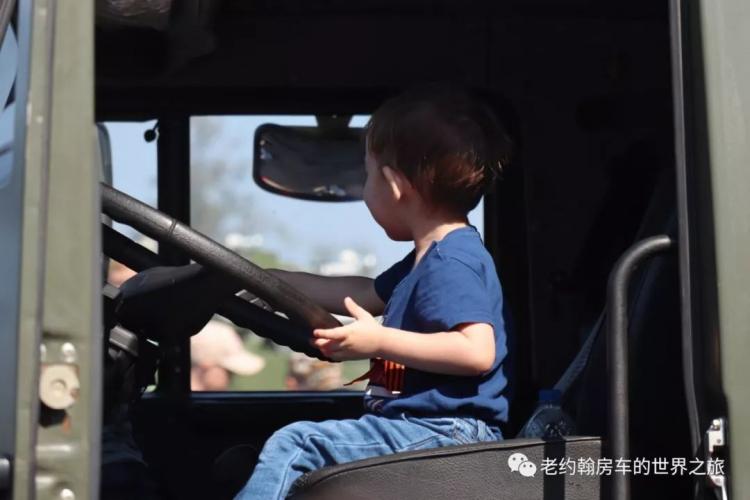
[[607, 235, 674, 500]]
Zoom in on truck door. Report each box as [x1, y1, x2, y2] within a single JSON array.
[[2, 1, 101, 499]]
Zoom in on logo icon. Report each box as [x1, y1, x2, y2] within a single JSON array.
[[519, 460, 537, 477], [508, 452, 537, 477]]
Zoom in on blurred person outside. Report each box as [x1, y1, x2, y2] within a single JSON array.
[[191, 319, 266, 391], [285, 352, 343, 391]]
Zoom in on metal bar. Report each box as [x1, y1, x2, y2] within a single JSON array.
[[9, 0, 57, 498], [155, 117, 191, 401], [157, 117, 191, 264], [31, 0, 101, 498], [607, 234, 673, 500], [668, 0, 704, 463]]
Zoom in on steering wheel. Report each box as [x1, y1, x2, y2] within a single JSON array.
[[100, 183, 341, 355]]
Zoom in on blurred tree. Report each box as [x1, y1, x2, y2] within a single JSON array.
[[190, 117, 296, 270], [191, 117, 252, 239]]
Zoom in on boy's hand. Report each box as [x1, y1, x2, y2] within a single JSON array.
[[312, 297, 385, 361]]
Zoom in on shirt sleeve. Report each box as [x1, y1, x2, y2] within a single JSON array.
[[373, 250, 415, 303], [412, 256, 495, 332]]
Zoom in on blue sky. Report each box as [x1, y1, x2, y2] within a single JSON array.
[[106, 116, 484, 275]]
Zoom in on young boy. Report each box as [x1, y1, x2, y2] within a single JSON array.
[[235, 86, 512, 499]]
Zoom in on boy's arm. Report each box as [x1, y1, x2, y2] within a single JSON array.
[[268, 269, 386, 317], [313, 297, 495, 376], [375, 322, 495, 376]]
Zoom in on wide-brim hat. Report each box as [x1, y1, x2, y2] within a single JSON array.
[[219, 350, 266, 376], [191, 320, 265, 376]]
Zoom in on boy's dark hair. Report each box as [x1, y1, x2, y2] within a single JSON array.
[[365, 85, 511, 215]]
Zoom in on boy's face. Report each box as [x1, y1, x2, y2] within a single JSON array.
[[363, 149, 412, 241]]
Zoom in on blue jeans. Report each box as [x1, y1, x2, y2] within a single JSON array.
[[234, 413, 503, 499]]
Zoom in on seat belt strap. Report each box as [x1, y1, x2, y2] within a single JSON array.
[[553, 311, 604, 397]]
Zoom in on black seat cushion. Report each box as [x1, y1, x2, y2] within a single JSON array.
[[289, 436, 602, 500]]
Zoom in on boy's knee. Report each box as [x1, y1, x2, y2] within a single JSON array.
[[267, 421, 315, 448], [260, 421, 331, 473]]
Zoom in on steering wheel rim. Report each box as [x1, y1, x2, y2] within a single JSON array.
[[101, 182, 342, 331]]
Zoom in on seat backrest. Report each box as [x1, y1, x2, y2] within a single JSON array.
[[571, 167, 692, 498]]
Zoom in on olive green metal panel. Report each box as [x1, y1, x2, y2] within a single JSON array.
[[21, 0, 100, 498], [10, 0, 56, 499], [699, 1, 750, 498]]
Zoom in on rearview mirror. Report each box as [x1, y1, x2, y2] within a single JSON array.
[[253, 117, 365, 202]]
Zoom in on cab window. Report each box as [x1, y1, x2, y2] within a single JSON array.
[[188, 115, 485, 391], [105, 115, 485, 392]]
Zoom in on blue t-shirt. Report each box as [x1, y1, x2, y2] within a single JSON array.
[[364, 224, 509, 425]]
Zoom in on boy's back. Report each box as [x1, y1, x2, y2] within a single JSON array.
[[366, 224, 508, 425]]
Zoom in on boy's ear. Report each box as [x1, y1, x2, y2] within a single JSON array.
[[381, 165, 411, 201]]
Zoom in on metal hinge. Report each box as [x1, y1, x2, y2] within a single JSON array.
[[706, 418, 728, 500]]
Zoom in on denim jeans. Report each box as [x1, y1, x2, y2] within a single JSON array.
[[234, 412, 503, 499]]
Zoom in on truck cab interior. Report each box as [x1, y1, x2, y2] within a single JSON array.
[[94, 1, 701, 499]]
